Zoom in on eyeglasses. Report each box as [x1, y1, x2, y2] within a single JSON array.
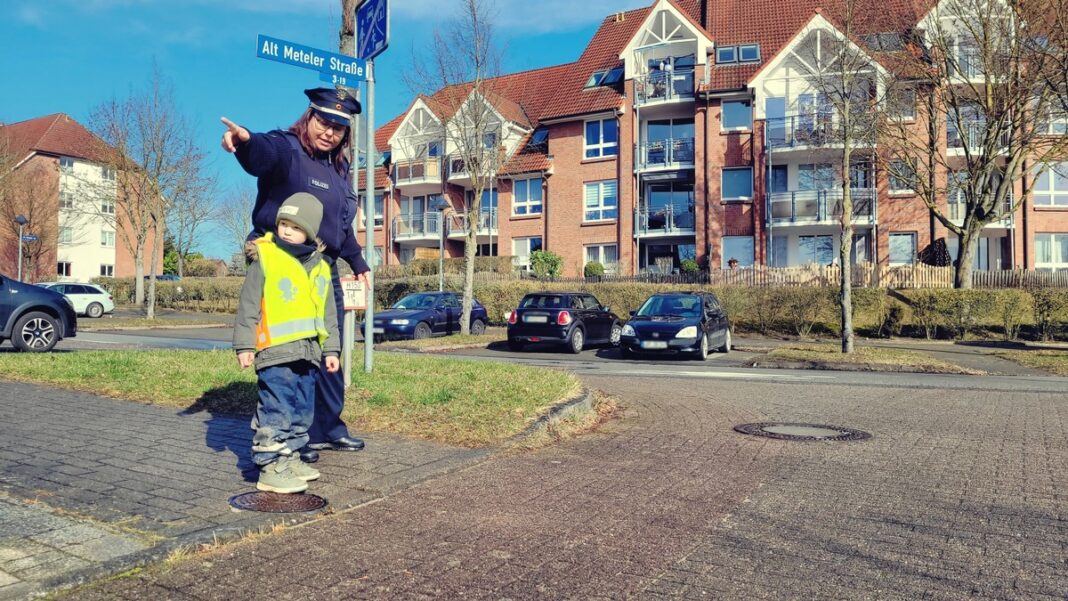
[[312, 114, 347, 136]]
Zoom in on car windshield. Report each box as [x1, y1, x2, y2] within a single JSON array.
[[393, 294, 440, 309], [519, 295, 566, 309], [636, 295, 701, 317]]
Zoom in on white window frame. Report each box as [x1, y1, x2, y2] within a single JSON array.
[[888, 160, 917, 195], [58, 262, 72, 277], [583, 180, 618, 222], [889, 232, 917, 266], [100, 264, 114, 277], [101, 167, 116, 181], [888, 87, 916, 121], [721, 99, 752, 131], [1035, 233, 1068, 272], [584, 118, 618, 159], [59, 191, 74, 210], [721, 167, 753, 201], [716, 46, 737, 64], [585, 244, 619, 273], [101, 229, 115, 248], [722, 236, 755, 267], [59, 226, 73, 245], [1032, 163, 1068, 207], [101, 196, 116, 215], [59, 157, 74, 172], [512, 236, 543, 268], [512, 177, 543, 216], [738, 44, 760, 62]]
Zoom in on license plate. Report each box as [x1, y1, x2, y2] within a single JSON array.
[[524, 315, 548, 323], [641, 340, 668, 349], [372, 327, 384, 334]]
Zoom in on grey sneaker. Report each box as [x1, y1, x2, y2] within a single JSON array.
[[288, 456, 320, 482], [256, 458, 308, 494]]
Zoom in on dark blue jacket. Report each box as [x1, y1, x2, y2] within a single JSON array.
[[234, 129, 370, 274]]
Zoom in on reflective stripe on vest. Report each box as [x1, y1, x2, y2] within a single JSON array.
[[254, 232, 331, 352]]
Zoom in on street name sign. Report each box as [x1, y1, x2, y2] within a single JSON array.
[[356, 0, 390, 60], [257, 34, 367, 82], [20, 235, 38, 242]]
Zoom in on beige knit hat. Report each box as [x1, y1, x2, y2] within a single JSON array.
[[276, 192, 323, 239]]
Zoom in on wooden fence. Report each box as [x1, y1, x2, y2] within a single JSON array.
[[377, 265, 1068, 289]]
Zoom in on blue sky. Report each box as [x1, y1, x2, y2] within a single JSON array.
[[1, 0, 649, 259]]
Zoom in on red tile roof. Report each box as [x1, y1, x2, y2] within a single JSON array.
[[500, 130, 551, 176], [1, 113, 114, 164]]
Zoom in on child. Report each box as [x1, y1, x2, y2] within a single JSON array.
[[233, 192, 341, 494]]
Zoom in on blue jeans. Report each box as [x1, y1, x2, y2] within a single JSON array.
[[251, 361, 317, 466]]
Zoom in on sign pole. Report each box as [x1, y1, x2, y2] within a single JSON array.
[[363, 61, 376, 374], [17, 223, 23, 281], [343, 88, 361, 387]]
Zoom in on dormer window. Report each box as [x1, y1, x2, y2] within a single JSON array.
[[586, 71, 606, 87], [427, 141, 441, 157], [526, 127, 549, 151], [739, 44, 760, 62], [585, 66, 624, 88], [716, 46, 737, 64]]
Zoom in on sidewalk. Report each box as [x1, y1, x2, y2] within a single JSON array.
[[0, 382, 489, 601]]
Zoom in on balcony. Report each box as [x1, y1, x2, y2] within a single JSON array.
[[948, 195, 1014, 228], [634, 204, 696, 237], [636, 138, 695, 172], [393, 157, 442, 195], [765, 113, 875, 152], [946, 122, 1011, 154], [768, 188, 876, 226], [634, 69, 695, 108], [447, 209, 498, 240], [392, 212, 442, 244]]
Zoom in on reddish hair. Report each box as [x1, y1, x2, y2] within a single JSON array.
[[289, 109, 352, 175]]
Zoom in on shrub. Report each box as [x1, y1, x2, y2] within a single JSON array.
[[784, 287, 834, 338], [908, 291, 942, 340], [879, 304, 906, 337], [995, 289, 1032, 341], [530, 250, 563, 279], [939, 289, 996, 341], [1031, 287, 1068, 341], [680, 259, 700, 274], [584, 261, 605, 278]]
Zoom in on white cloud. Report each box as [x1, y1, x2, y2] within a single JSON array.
[[394, 0, 652, 33], [17, 4, 47, 26]]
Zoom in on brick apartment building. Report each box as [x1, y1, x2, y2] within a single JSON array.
[[356, 0, 1068, 277], [1, 114, 162, 283]]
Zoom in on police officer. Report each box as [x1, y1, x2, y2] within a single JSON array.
[[221, 87, 370, 463]]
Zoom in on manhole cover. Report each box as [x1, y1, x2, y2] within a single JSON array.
[[734, 422, 871, 441], [228, 491, 328, 513]]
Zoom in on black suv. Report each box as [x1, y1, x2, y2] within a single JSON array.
[[506, 292, 622, 353], [0, 275, 77, 352]]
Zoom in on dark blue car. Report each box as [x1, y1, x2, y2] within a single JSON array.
[[0, 275, 77, 352], [620, 292, 731, 360], [369, 292, 488, 341]]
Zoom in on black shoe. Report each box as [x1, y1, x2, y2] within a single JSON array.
[[298, 446, 320, 463], [330, 436, 365, 451]]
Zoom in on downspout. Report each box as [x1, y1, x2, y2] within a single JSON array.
[[1020, 158, 1028, 269], [704, 93, 711, 268]]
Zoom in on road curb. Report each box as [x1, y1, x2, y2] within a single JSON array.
[[509, 387, 595, 444]]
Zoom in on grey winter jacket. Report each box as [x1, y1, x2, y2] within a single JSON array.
[[233, 243, 341, 371]]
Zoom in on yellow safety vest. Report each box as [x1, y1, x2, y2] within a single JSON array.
[[254, 232, 331, 351]]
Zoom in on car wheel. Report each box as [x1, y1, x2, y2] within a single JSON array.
[[507, 339, 524, 352], [718, 328, 732, 353], [86, 302, 104, 318], [696, 331, 709, 361], [12, 312, 60, 352], [470, 319, 486, 336], [608, 322, 622, 346], [413, 322, 432, 340], [567, 328, 584, 354]]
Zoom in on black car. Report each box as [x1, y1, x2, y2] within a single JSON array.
[[507, 292, 622, 354], [0, 275, 77, 352], [369, 292, 488, 341], [620, 292, 730, 360]]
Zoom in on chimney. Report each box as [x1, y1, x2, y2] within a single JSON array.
[[615, 11, 626, 23]]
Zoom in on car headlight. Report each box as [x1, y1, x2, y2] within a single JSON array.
[[676, 326, 697, 338], [390, 319, 410, 325], [622, 324, 635, 336]]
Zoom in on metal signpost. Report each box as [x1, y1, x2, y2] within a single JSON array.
[[15, 215, 28, 281]]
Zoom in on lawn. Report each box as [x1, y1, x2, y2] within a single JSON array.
[[764, 343, 982, 375], [994, 349, 1068, 376], [79, 317, 232, 331], [0, 350, 579, 447]]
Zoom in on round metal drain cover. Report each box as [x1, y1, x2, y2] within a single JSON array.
[[229, 491, 328, 513], [734, 422, 871, 441]]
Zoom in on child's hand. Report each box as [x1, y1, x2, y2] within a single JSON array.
[[325, 356, 340, 373], [237, 352, 254, 368]]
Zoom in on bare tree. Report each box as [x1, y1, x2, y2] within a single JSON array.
[[167, 168, 217, 278], [0, 152, 59, 282], [880, 0, 1068, 287], [215, 185, 256, 258], [407, 0, 507, 334], [87, 68, 206, 316]]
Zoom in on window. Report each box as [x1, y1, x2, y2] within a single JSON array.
[[889, 160, 917, 194], [101, 167, 116, 181], [721, 167, 753, 200], [483, 132, 498, 150], [722, 236, 755, 267], [60, 157, 74, 172], [427, 141, 441, 157], [585, 244, 618, 272], [101, 197, 116, 214], [588, 67, 623, 87], [58, 262, 72, 277], [1033, 163, 1068, 207], [526, 127, 549, 151], [584, 180, 618, 221], [399, 248, 415, 265], [100, 264, 114, 277], [476, 243, 498, 256], [770, 235, 788, 267], [888, 87, 916, 120], [722, 100, 752, 130], [738, 44, 760, 62], [513, 178, 543, 216], [1039, 108, 1068, 135], [512, 236, 543, 268], [101, 229, 115, 248], [359, 193, 385, 227], [584, 118, 618, 158], [59, 226, 73, 245], [798, 163, 835, 191], [799, 235, 834, 265], [1036, 233, 1068, 272], [373, 247, 384, 265], [889, 233, 917, 265], [716, 46, 737, 64], [60, 191, 74, 210]]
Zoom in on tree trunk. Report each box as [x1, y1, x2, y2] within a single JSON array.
[[839, 171, 854, 354], [954, 225, 978, 289], [460, 208, 477, 335], [134, 245, 145, 307]]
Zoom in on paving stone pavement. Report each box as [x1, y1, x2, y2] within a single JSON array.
[[0, 382, 489, 600], [55, 372, 1068, 600]]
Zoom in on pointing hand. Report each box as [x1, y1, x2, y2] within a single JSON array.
[[220, 117, 250, 153]]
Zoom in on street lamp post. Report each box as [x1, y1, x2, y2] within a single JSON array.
[[14, 215, 28, 281], [430, 197, 450, 292]]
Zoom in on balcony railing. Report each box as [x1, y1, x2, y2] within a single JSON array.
[[636, 138, 695, 171], [634, 68, 695, 107], [768, 188, 876, 224], [394, 157, 442, 186], [946, 121, 1011, 151], [448, 209, 498, 236], [392, 212, 441, 242], [634, 204, 697, 236], [765, 113, 875, 150], [949, 194, 1014, 226]]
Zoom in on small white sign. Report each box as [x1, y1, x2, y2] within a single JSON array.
[[340, 275, 367, 310]]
